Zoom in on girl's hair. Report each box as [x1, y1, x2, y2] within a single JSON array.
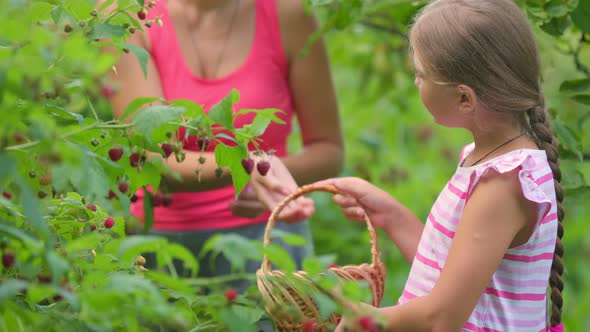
[[409, 0, 565, 327]]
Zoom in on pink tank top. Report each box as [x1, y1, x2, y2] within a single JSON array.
[[130, 0, 294, 230]]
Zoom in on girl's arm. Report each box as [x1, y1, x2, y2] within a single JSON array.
[[276, 0, 344, 185], [359, 169, 536, 331], [317, 177, 424, 263]]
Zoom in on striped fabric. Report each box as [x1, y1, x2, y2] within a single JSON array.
[[398, 143, 558, 331]]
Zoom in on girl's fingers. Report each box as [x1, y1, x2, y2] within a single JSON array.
[[332, 194, 359, 208], [342, 206, 366, 221]]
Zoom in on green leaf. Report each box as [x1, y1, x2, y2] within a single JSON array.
[[143, 188, 154, 233], [540, 15, 569, 36], [46, 251, 70, 284], [119, 96, 160, 122], [0, 223, 42, 250], [170, 99, 207, 118], [131, 105, 185, 142], [230, 306, 266, 325], [78, 149, 109, 201], [214, 144, 250, 194], [145, 271, 195, 296], [237, 108, 286, 125], [571, 94, 590, 105], [571, 0, 590, 33], [107, 273, 163, 300], [209, 90, 239, 129], [50, 5, 63, 24], [220, 308, 258, 332], [117, 235, 167, 263], [263, 243, 296, 273], [249, 116, 272, 137], [544, 0, 569, 17], [116, 43, 150, 79], [90, 23, 127, 40], [164, 243, 199, 277], [15, 176, 48, 237], [0, 153, 17, 184], [30, 2, 54, 22], [0, 280, 28, 304], [559, 78, 590, 93], [554, 118, 583, 160], [271, 229, 307, 246], [302, 257, 323, 275]]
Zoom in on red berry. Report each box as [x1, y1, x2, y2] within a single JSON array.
[[118, 182, 129, 193], [2, 192, 11, 200], [241, 158, 254, 174], [328, 262, 338, 269], [100, 85, 115, 99], [137, 8, 147, 20], [108, 147, 124, 162], [161, 143, 174, 158], [224, 288, 238, 303], [152, 192, 163, 206], [2, 251, 15, 269], [130, 194, 138, 203], [256, 161, 271, 176], [13, 133, 26, 144], [107, 190, 117, 200], [162, 194, 173, 207], [86, 203, 97, 212], [90, 225, 97, 231], [197, 137, 210, 151], [104, 216, 115, 228], [129, 153, 141, 167], [358, 316, 379, 332], [302, 319, 315, 332]]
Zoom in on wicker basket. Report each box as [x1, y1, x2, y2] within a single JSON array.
[[256, 184, 386, 331]]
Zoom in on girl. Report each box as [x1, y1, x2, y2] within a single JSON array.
[[320, 0, 564, 331]]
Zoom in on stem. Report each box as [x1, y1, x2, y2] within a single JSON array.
[[3, 122, 133, 151], [104, 5, 136, 23]]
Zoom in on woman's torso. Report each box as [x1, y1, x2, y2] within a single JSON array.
[[130, 0, 294, 230]]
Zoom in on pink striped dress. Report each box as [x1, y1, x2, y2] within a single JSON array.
[[398, 143, 558, 331]]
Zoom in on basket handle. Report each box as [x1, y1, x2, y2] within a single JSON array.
[[260, 184, 382, 273]]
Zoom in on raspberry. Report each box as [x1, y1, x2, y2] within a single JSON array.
[[256, 161, 271, 176], [2, 251, 15, 269], [108, 147, 124, 162], [328, 262, 339, 269], [161, 143, 174, 158], [137, 8, 147, 20], [107, 190, 117, 200], [225, 288, 238, 303], [104, 216, 115, 228], [2, 192, 11, 200], [13, 133, 26, 143], [118, 182, 129, 193], [152, 192, 163, 206], [302, 319, 315, 332], [136, 255, 146, 266], [129, 153, 141, 167], [197, 137, 210, 151], [100, 85, 115, 99], [162, 194, 173, 207], [241, 158, 254, 174], [130, 194, 138, 203], [86, 203, 97, 212], [90, 225, 97, 231], [358, 316, 379, 332]]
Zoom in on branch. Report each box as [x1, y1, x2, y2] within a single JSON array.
[[361, 20, 407, 40]]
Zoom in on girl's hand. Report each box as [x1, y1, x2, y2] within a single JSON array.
[[249, 155, 315, 223], [313, 177, 399, 231]]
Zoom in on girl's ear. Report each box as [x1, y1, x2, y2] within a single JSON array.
[[457, 84, 477, 115]]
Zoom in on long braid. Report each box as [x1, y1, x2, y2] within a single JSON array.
[[527, 97, 565, 327]]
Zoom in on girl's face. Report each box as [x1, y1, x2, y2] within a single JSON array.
[[413, 55, 466, 128]]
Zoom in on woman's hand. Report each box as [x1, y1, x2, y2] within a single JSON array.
[[229, 183, 266, 219], [249, 155, 315, 223], [313, 177, 400, 231]]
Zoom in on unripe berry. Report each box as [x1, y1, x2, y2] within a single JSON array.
[[136, 255, 146, 266], [37, 190, 48, 199], [64, 24, 73, 33]]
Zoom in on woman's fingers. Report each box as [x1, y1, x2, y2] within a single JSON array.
[[332, 193, 358, 208], [342, 206, 366, 221]]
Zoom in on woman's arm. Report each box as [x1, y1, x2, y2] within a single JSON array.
[[355, 169, 536, 331], [277, 0, 344, 185]]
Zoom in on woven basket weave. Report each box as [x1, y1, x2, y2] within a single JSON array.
[[256, 184, 386, 331]]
